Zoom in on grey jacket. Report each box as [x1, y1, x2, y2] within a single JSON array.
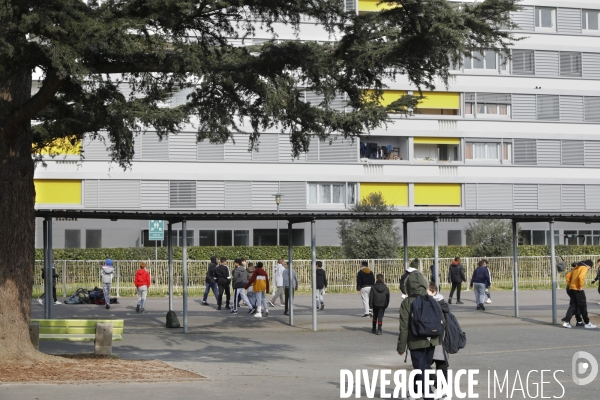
[[101, 265, 114, 284], [232, 266, 249, 289], [282, 268, 298, 289]]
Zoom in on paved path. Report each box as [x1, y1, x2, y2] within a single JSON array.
[[5, 289, 600, 399]]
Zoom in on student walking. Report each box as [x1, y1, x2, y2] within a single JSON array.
[[269, 259, 285, 307], [562, 260, 597, 329], [202, 256, 219, 306], [397, 270, 443, 400], [484, 260, 493, 304], [591, 259, 600, 305], [356, 261, 375, 317], [447, 257, 466, 304], [427, 281, 450, 398], [232, 259, 252, 315], [399, 259, 419, 300], [101, 259, 114, 309], [469, 260, 491, 311], [315, 261, 327, 310], [246, 262, 257, 312], [282, 262, 298, 316], [369, 274, 390, 335], [134, 262, 151, 313], [215, 257, 232, 310], [245, 262, 270, 317], [38, 264, 61, 305]]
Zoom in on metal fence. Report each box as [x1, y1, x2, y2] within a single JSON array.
[[34, 255, 599, 298]]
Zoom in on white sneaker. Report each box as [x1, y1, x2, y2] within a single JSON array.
[[54, 301, 61, 305], [254, 312, 263, 318], [563, 322, 572, 329], [584, 323, 597, 329], [37, 298, 43, 305], [268, 301, 275, 307], [485, 298, 492, 304]]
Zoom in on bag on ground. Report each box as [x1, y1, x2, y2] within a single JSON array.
[[410, 295, 444, 337], [166, 310, 180, 328], [443, 311, 467, 354]]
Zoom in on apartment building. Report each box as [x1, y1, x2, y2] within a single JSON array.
[[33, 1, 600, 249]]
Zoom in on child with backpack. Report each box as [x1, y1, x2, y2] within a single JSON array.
[[369, 274, 390, 335], [427, 281, 450, 397], [134, 262, 151, 313]]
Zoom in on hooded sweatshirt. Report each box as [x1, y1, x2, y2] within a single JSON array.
[[369, 281, 390, 309], [397, 271, 443, 352], [399, 267, 417, 295], [134, 268, 151, 288], [232, 265, 249, 289], [566, 264, 590, 291], [356, 266, 375, 291], [205, 257, 218, 284], [101, 265, 114, 284], [316, 268, 328, 290], [448, 261, 466, 283], [245, 267, 270, 293]]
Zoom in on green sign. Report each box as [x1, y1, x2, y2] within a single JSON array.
[[149, 220, 164, 241]]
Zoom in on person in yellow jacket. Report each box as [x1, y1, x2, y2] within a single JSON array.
[[561, 260, 596, 329]]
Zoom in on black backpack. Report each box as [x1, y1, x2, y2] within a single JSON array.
[[166, 310, 181, 328], [443, 311, 467, 354], [410, 295, 444, 337]]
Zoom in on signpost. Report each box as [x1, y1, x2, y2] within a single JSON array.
[[149, 220, 164, 260]]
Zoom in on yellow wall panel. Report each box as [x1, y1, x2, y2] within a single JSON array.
[[414, 183, 461, 206], [413, 137, 460, 145], [35, 180, 82, 205], [358, 0, 399, 12], [34, 137, 81, 155], [360, 183, 408, 207], [418, 92, 460, 109]]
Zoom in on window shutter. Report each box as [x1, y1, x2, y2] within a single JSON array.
[[475, 184, 513, 210], [251, 134, 279, 162], [582, 53, 600, 79], [196, 181, 225, 210], [141, 181, 169, 209], [251, 181, 280, 210], [559, 52, 582, 77], [514, 185, 538, 211], [561, 185, 586, 211], [510, 6, 535, 31], [168, 132, 197, 161], [99, 180, 141, 208], [83, 133, 110, 160], [557, 8, 583, 34], [534, 51, 559, 76], [536, 95, 559, 121], [345, 0, 356, 13], [561, 140, 584, 166], [169, 181, 196, 208], [225, 181, 252, 209], [514, 139, 537, 165], [319, 137, 357, 162], [584, 97, 600, 122], [584, 141, 600, 167], [279, 181, 307, 210], [536, 140, 561, 166], [512, 50, 535, 75], [512, 94, 536, 120], [141, 134, 169, 160], [197, 140, 225, 161], [559, 96, 584, 122], [476, 93, 511, 104], [538, 185, 561, 210], [586, 186, 600, 210], [464, 93, 475, 102], [225, 134, 252, 161]]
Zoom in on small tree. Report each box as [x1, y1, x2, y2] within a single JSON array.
[[337, 192, 401, 259], [466, 219, 519, 257]]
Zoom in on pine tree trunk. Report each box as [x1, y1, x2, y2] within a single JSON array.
[[0, 70, 51, 362]]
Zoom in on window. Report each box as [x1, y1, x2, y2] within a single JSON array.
[[532, 230, 546, 245], [463, 50, 503, 71], [234, 230, 249, 246], [65, 230, 81, 249], [537, 95, 559, 121], [583, 10, 600, 31], [216, 230, 232, 246], [502, 142, 512, 163], [466, 142, 501, 161], [252, 229, 304, 246], [535, 7, 556, 31], [512, 50, 534, 75], [309, 183, 354, 205], [560, 52, 582, 77], [464, 93, 511, 118], [199, 230, 216, 246], [447, 230, 462, 245], [466, 103, 510, 116], [178, 230, 194, 247], [169, 181, 196, 208], [85, 230, 102, 248]]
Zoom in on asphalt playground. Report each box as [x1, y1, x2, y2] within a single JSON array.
[[3, 288, 600, 400]]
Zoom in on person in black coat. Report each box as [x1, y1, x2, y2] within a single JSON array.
[[591, 259, 600, 305], [315, 261, 328, 310], [356, 261, 375, 317], [215, 257, 232, 310], [447, 257, 466, 304], [202, 256, 219, 306], [368, 274, 390, 335], [38, 265, 60, 305]]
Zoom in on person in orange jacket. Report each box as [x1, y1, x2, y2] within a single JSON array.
[[562, 260, 596, 329], [134, 262, 151, 313]]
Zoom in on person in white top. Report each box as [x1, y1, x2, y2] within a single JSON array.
[[269, 258, 285, 307]]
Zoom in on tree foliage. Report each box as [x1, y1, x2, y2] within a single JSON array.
[[337, 192, 402, 259], [466, 219, 519, 257]]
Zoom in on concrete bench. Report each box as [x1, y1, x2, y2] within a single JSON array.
[[30, 319, 124, 355]]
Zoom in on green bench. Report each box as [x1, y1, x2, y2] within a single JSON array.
[[30, 319, 124, 354]]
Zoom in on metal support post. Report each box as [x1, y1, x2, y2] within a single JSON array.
[[288, 221, 294, 326], [433, 219, 439, 289], [311, 220, 317, 332], [45, 218, 54, 318], [550, 221, 557, 325], [403, 220, 408, 271], [182, 221, 188, 333], [168, 222, 173, 312], [512, 220, 519, 318]]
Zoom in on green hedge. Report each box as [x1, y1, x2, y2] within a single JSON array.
[[35, 245, 600, 261]]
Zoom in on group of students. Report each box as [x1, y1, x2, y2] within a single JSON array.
[[561, 259, 598, 329], [201, 256, 301, 317], [438, 257, 492, 310]]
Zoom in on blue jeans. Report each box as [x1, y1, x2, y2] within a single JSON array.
[[410, 346, 436, 400], [202, 282, 219, 302], [474, 282, 486, 305]]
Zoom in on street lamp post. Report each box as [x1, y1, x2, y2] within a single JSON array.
[[272, 193, 283, 246]]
